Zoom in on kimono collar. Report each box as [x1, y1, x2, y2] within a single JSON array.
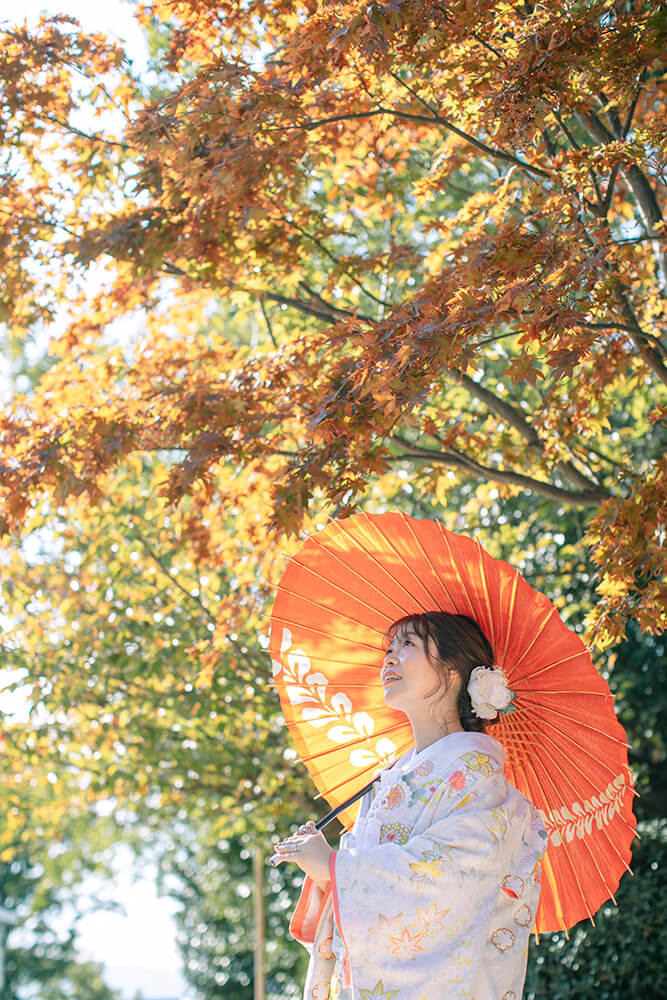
[[379, 730, 505, 787]]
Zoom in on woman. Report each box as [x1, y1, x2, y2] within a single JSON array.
[[271, 611, 547, 1000]]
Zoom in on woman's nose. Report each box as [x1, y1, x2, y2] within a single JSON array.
[[383, 648, 397, 666]]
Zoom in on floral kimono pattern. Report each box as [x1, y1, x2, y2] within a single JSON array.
[[290, 731, 547, 1000]]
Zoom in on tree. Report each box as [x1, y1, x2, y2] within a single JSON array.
[[156, 826, 308, 1000], [0, 457, 315, 840], [0, 1, 664, 648], [0, 807, 123, 1000]]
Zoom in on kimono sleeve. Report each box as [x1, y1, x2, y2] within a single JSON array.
[[329, 757, 537, 999], [289, 827, 354, 951], [290, 877, 331, 951]]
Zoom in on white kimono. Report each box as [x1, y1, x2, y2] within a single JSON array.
[[290, 731, 547, 1000]]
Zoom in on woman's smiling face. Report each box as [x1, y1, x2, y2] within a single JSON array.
[[381, 625, 442, 714]]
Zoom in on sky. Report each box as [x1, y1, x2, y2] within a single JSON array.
[[66, 848, 189, 1000], [12, 0, 149, 66], [3, 2, 191, 997]]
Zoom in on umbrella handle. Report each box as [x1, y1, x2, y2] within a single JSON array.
[[314, 775, 380, 831]]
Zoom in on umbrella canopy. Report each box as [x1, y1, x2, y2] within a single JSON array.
[[268, 511, 636, 933]]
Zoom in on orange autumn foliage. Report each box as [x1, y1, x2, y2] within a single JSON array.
[[0, 2, 665, 647]]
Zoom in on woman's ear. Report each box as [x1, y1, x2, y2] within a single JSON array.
[[444, 665, 463, 699]]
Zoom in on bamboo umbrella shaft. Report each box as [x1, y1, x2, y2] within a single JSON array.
[[253, 851, 265, 1000]]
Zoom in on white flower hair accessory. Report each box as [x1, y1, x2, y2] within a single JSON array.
[[467, 665, 516, 720]]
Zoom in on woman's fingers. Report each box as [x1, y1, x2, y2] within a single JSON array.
[[269, 842, 296, 866], [269, 821, 318, 866], [269, 839, 303, 866]]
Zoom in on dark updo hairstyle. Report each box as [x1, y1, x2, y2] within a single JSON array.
[[384, 611, 495, 733]]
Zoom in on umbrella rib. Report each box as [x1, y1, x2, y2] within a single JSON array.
[[527, 758, 598, 925], [525, 720, 635, 887], [516, 719, 637, 848], [435, 522, 478, 619], [517, 694, 630, 749], [517, 649, 591, 682], [397, 512, 455, 610], [270, 579, 394, 630], [334, 518, 429, 613], [270, 614, 383, 651], [296, 721, 410, 764], [539, 851, 568, 934], [474, 538, 497, 656], [500, 571, 519, 667], [502, 713, 570, 931], [295, 536, 410, 619], [509, 605, 560, 675], [518, 688, 614, 697], [504, 716, 572, 933], [520, 716, 638, 845], [312, 741, 414, 803], [313, 762, 382, 806], [357, 512, 441, 609], [505, 710, 632, 793], [498, 715, 531, 824], [269, 651, 383, 670], [504, 714, 597, 926], [278, 681, 388, 687], [407, 518, 464, 612]]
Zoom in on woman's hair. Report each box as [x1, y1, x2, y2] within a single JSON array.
[[384, 611, 495, 733]]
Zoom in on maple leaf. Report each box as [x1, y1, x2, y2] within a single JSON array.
[[412, 902, 451, 938], [359, 981, 401, 1000], [369, 912, 404, 944], [388, 926, 426, 957]]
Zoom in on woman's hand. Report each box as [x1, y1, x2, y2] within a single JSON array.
[[270, 821, 332, 884]]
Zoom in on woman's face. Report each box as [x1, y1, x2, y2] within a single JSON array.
[[381, 625, 443, 715]]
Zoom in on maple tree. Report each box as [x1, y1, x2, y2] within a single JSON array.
[[0, 458, 316, 849], [1, 2, 665, 651]]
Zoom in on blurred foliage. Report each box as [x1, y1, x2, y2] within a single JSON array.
[[156, 826, 308, 1000], [526, 820, 667, 999], [0, 456, 314, 851], [1, 819, 123, 1000]]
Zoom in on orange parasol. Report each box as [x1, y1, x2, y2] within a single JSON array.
[[268, 511, 637, 934]]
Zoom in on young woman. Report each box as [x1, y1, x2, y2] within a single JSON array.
[[271, 611, 547, 1000]]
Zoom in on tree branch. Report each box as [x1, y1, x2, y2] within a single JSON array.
[[45, 114, 131, 151], [279, 215, 391, 307], [578, 320, 667, 357], [387, 73, 551, 179], [129, 528, 216, 623], [254, 288, 372, 323], [259, 298, 278, 348], [277, 100, 549, 179], [552, 110, 581, 151], [162, 259, 374, 324], [296, 280, 362, 319], [613, 287, 667, 384], [455, 371, 604, 492], [391, 435, 611, 507], [575, 109, 667, 288]]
